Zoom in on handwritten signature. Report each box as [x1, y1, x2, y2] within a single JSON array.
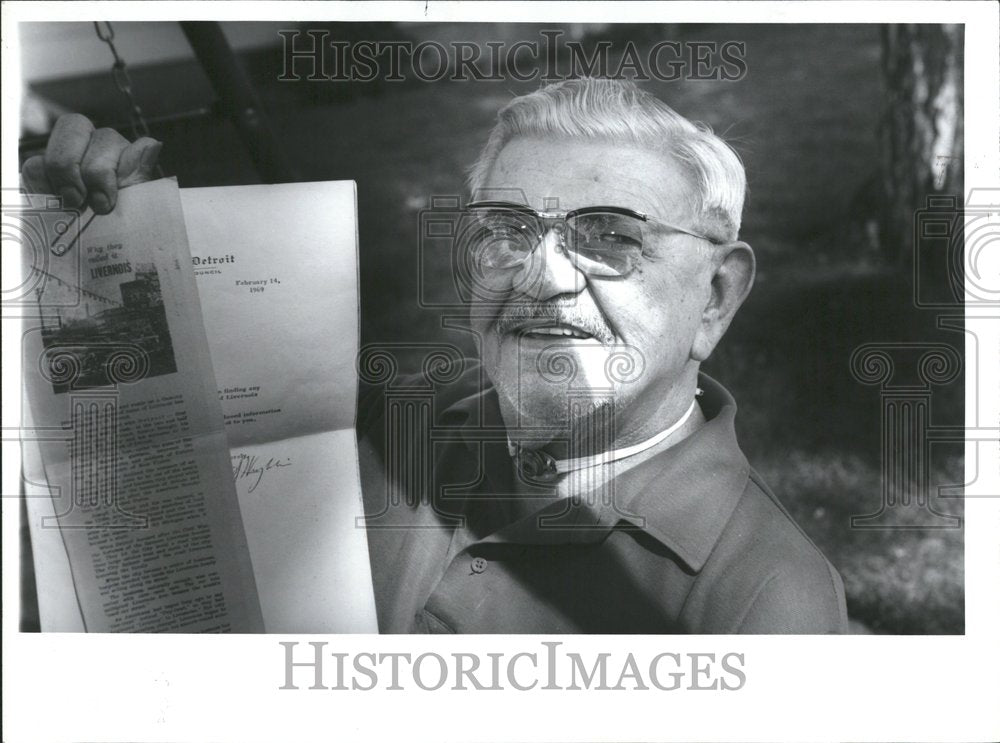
[[231, 452, 293, 493]]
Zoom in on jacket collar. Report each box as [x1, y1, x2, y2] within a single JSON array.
[[449, 371, 750, 574]]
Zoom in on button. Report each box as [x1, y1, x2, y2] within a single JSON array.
[[470, 557, 488, 574]]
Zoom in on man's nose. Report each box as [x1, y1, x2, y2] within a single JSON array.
[[512, 226, 586, 300]]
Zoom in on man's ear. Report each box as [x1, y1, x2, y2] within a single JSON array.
[[691, 241, 755, 362]]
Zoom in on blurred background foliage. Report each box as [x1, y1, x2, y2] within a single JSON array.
[[21, 21, 965, 634]]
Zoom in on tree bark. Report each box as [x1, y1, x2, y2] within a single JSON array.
[[880, 24, 964, 267]]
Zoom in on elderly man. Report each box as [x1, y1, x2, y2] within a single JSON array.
[[25, 78, 847, 634]]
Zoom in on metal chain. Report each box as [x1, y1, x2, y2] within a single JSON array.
[[93, 21, 153, 140], [93, 21, 164, 178]]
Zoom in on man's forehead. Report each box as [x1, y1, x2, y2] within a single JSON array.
[[480, 136, 695, 217]]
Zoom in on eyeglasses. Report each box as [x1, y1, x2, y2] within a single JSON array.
[[463, 200, 717, 278]]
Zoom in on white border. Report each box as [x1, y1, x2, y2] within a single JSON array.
[[3, 3, 998, 742]]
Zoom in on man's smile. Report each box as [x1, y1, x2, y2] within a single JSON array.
[[493, 302, 615, 345], [508, 318, 595, 340]]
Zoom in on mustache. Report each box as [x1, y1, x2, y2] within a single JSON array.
[[494, 300, 615, 344]]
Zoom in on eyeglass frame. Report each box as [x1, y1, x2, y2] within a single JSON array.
[[463, 200, 721, 278]]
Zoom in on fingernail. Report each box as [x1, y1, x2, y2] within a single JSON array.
[[90, 192, 111, 214], [142, 141, 163, 171], [58, 186, 83, 208]]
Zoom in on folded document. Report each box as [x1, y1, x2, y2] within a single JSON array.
[[22, 179, 378, 633]]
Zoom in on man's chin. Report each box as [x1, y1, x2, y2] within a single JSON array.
[[482, 334, 636, 443], [492, 376, 617, 444], [487, 333, 624, 389]]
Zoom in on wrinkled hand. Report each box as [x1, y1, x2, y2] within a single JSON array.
[[20, 114, 162, 214]]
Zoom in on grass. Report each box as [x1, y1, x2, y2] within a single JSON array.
[[756, 451, 964, 634]]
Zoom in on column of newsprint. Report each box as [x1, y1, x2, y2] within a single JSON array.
[[21, 179, 263, 632]]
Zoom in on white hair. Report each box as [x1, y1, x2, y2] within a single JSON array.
[[467, 78, 746, 242]]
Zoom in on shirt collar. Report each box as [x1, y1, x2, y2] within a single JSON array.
[[448, 370, 750, 574]]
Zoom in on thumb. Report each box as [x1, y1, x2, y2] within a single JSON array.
[[116, 138, 162, 188]]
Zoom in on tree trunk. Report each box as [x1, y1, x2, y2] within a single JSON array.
[[880, 24, 964, 268]]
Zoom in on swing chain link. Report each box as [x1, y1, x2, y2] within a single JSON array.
[[93, 21, 154, 141]]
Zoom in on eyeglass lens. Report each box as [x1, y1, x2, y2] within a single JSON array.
[[466, 208, 644, 277]]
